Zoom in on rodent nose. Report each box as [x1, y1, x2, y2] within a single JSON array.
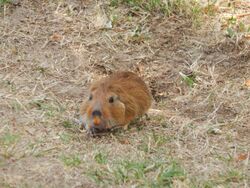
[[92, 110, 102, 117]]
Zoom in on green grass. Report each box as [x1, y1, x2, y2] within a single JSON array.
[[152, 131, 168, 147], [0, 182, 13, 188], [220, 170, 245, 184], [109, 0, 204, 29], [29, 99, 65, 118], [34, 66, 47, 74], [114, 160, 147, 183], [226, 27, 236, 38], [0, 132, 20, 159], [61, 120, 75, 129], [28, 140, 58, 158], [0, 157, 6, 167], [10, 101, 22, 112], [156, 161, 185, 187], [191, 169, 247, 187], [59, 132, 72, 144], [94, 152, 108, 164], [60, 154, 81, 167], [137, 131, 169, 153], [179, 72, 196, 88], [0, 0, 10, 5], [0, 132, 20, 146], [110, 0, 202, 20], [214, 151, 233, 165], [127, 25, 150, 44], [201, 169, 246, 187], [88, 160, 149, 185], [3, 80, 16, 92], [110, 0, 172, 15], [87, 159, 186, 187], [225, 15, 250, 38]]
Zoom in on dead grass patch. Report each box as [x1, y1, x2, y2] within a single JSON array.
[[0, 0, 249, 187]]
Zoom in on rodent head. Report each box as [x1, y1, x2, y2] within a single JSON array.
[[80, 84, 126, 135]]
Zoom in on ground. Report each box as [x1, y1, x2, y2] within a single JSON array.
[[0, 0, 249, 187]]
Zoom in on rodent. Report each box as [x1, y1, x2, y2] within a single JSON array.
[[80, 71, 152, 135]]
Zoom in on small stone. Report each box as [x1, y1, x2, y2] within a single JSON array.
[[208, 128, 223, 135]]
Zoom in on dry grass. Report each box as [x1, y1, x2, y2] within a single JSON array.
[[0, 0, 249, 187]]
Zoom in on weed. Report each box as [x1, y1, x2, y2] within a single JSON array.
[[128, 116, 145, 131], [87, 169, 111, 185], [202, 2, 217, 16], [0, 132, 20, 159], [138, 131, 169, 153], [179, 72, 196, 88], [30, 100, 64, 118], [0, 182, 13, 188], [87, 157, 186, 187], [110, 0, 202, 19], [0, 0, 10, 6], [110, 14, 119, 26], [190, 2, 202, 27], [0, 132, 20, 146], [94, 152, 108, 164], [152, 131, 167, 147], [149, 110, 170, 128], [10, 101, 22, 112], [198, 169, 247, 187], [88, 160, 150, 185], [4, 80, 16, 92], [214, 152, 233, 164], [127, 25, 150, 44], [113, 166, 128, 184], [60, 154, 81, 167], [137, 142, 150, 153], [200, 180, 217, 188], [156, 161, 185, 187], [225, 14, 250, 38], [0, 158, 6, 167], [221, 170, 245, 183], [33, 146, 58, 158], [34, 66, 47, 74], [226, 27, 236, 38], [110, 0, 119, 7], [59, 132, 72, 144], [61, 120, 74, 129], [238, 22, 246, 32], [123, 160, 147, 179], [228, 16, 237, 25]]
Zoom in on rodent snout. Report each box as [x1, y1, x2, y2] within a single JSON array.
[[92, 110, 102, 117], [92, 110, 102, 126], [87, 109, 107, 133]]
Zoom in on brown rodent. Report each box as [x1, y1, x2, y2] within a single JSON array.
[[80, 71, 152, 135]]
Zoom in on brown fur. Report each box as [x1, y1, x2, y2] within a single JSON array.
[[80, 71, 152, 133]]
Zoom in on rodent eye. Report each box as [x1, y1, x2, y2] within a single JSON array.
[[109, 96, 114, 103], [89, 94, 93, 101]]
